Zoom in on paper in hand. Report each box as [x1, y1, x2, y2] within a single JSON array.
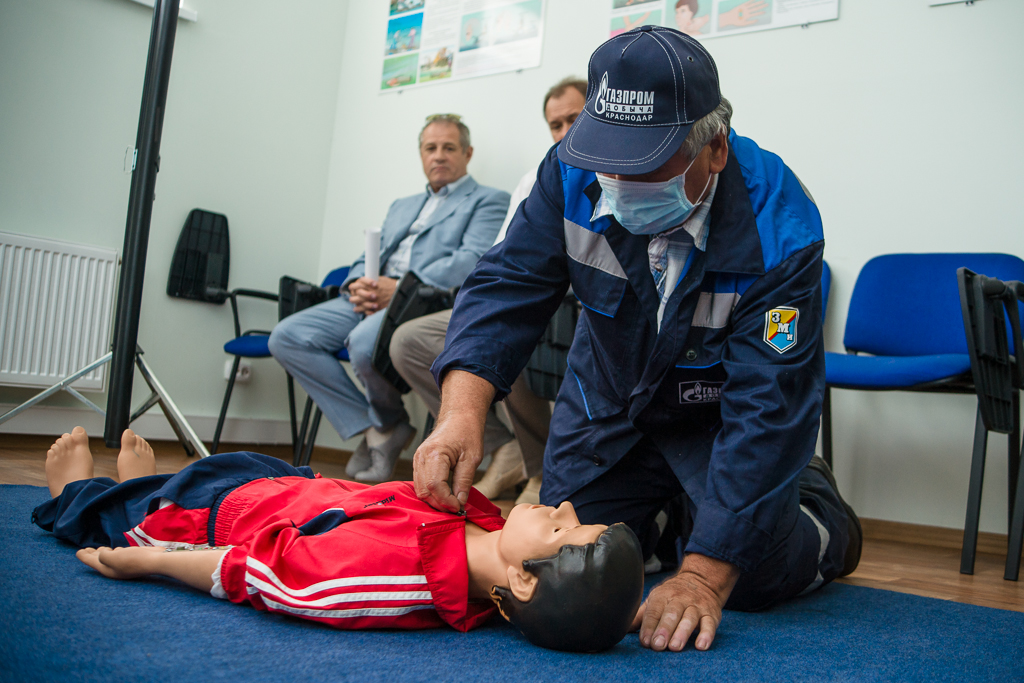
[[365, 228, 382, 282]]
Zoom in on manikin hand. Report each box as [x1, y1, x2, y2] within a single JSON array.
[[77, 545, 225, 592], [718, 0, 768, 29], [76, 546, 165, 580], [347, 276, 398, 315], [632, 553, 740, 652], [413, 370, 494, 512]]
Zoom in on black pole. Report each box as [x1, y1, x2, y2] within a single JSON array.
[[104, 0, 180, 447]]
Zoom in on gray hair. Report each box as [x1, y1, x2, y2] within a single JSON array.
[[419, 115, 472, 151], [680, 96, 732, 161]]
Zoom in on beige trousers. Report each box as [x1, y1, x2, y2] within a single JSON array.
[[389, 309, 551, 477]]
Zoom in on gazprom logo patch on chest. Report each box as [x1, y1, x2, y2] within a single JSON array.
[[679, 381, 723, 404], [594, 72, 655, 122], [763, 307, 799, 354]]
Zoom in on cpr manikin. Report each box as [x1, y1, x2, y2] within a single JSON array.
[[35, 428, 643, 652]]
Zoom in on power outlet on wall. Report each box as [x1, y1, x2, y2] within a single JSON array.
[[224, 359, 253, 384]]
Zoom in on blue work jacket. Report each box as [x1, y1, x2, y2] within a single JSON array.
[[434, 131, 825, 573]]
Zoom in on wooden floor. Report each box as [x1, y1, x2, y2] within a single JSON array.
[[2, 433, 1021, 613]]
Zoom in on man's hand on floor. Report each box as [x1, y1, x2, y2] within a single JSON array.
[[632, 553, 740, 652]]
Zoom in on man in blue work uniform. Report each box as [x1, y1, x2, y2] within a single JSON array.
[[412, 26, 862, 652]]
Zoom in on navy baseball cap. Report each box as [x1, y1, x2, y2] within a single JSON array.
[[558, 26, 721, 175]]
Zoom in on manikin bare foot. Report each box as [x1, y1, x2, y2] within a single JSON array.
[[45, 426, 95, 498], [117, 429, 157, 482]]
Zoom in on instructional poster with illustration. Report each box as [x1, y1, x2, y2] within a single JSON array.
[[609, 0, 838, 40], [382, 0, 547, 92]]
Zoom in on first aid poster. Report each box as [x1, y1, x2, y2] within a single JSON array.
[[609, 0, 839, 41], [382, 0, 548, 92]]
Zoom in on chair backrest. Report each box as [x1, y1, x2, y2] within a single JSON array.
[[821, 260, 831, 323], [321, 266, 350, 288], [844, 253, 1024, 357], [958, 268, 1019, 433]]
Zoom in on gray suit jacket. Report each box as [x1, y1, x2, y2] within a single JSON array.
[[345, 175, 510, 290]]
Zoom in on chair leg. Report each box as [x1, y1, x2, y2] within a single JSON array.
[[961, 404, 989, 575], [1009, 390, 1020, 531], [298, 407, 322, 468], [822, 385, 833, 469], [212, 356, 240, 454], [293, 397, 314, 466], [1007, 393, 1024, 581], [1007, 435, 1024, 581], [287, 374, 298, 456]]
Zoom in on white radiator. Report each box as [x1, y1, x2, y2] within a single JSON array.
[[0, 232, 119, 390]]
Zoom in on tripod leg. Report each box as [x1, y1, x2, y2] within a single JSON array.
[[135, 353, 211, 459], [0, 353, 113, 426], [961, 405, 988, 575], [212, 356, 240, 454]]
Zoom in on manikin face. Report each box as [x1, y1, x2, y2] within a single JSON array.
[[499, 502, 607, 570], [544, 87, 586, 144], [419, 121, 473, 191]]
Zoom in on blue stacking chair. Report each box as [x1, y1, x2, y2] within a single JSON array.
[[821, 253, 1024, 571], [212, 266, 350, 455]]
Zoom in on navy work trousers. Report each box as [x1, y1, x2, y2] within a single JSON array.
[[566, 439, 850, 612]]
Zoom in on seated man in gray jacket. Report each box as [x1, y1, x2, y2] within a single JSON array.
[[269, 115, 509, 482]]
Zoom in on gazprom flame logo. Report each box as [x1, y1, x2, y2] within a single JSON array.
[[679, 381, 722, 404], [594, 71, 654, 122], [595, 72, 610, 115]]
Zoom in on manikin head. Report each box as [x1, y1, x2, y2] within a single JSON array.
[[489, 502, 644, 652]]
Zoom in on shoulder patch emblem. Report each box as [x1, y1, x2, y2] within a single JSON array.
[[763, 307, 799, 354]]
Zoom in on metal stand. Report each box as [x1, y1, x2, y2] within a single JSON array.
[[105, 0, 180, 448], [0, 349, 210, 459]]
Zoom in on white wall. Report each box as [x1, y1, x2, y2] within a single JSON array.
[[320, 0, 1024, 533], [0, 0, 348, 442]]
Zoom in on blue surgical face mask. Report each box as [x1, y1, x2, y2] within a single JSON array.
[[596, 159, 709, 236]]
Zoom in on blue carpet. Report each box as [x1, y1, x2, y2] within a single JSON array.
[[2, 484, 1022, 682]]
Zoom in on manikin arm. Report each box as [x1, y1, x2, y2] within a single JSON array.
[[76, 546, 225, 593]]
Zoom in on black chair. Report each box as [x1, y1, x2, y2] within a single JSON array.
[[292, 272, 454, 468], [211, 267, 350, 455], [957, 268, 1024, 580]]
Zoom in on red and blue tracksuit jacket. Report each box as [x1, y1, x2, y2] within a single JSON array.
[[32, 452, 505, 632]]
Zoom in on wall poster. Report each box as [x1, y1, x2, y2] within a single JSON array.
[[382, 0, 547, 92], [609, 0, 839, 40]]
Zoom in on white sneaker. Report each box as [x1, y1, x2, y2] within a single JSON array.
[[514, 475, 542, 505], [344, 437, 371, 477], [354, 423, 417, 483]]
